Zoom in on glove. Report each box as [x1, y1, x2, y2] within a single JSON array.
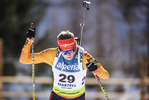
[[86, 62, 98, 72], [27, 28, 36, 39]]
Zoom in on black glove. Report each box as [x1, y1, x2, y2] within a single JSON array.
[[27, 28, 36, 39], [86, 62, 98, 72]]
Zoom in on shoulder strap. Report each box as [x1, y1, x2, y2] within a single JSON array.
[[78, 46, 84, 63], [52, 48, 61, 72], [78, 46, 86, 77]]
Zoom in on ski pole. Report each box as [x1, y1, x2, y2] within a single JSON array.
[[88, 58, 110, 100], [93, 72, 110, 100], [31, 23, 36, 100], [80, 0, 91, 45], [79, 1, 110, 100]]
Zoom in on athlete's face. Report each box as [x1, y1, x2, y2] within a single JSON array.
[[62, 51, 75, 60]]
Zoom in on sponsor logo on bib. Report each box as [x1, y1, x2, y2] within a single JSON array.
[[56, 62, 80, 72]]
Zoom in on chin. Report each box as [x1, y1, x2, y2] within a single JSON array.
[[66, 57, 72, 60]]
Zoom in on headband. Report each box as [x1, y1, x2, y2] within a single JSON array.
[[57, 36, 75, 51]]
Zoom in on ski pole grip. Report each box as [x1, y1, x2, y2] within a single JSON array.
[[83, 1, 91, 10], [30, 23, 34, 42], [31, 23, 34, 28]]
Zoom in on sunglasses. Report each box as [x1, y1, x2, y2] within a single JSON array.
[[61, 49, 75, 55]]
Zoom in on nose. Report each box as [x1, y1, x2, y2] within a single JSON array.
[[67, 53, 71, 56]]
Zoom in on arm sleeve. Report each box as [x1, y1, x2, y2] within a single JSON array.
[[82, 51, 109, 80], [19, 39, 57, 66]]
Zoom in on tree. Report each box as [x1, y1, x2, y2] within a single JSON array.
[[0, 0, 36, 57]]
